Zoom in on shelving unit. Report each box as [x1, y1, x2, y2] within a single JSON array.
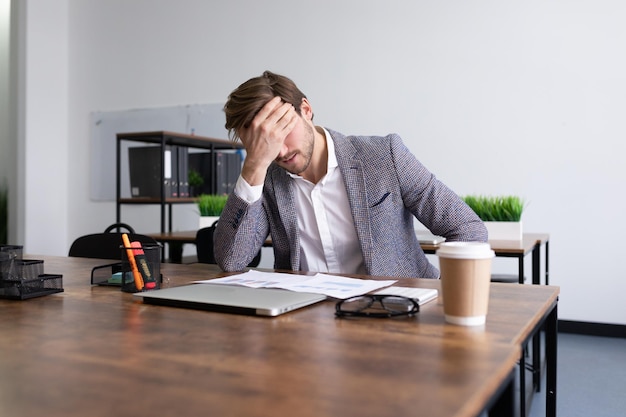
[[116, 131, 243, 234]]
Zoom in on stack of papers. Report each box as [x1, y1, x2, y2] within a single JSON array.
[[373, 286, 438, 305], [197, 270, 439, 304], [196, 270, 397, 299]]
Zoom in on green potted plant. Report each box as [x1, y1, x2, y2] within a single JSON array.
[[188, 169, 204, 197], [196, 194, 228, 229], [462, 195, 525, 240]]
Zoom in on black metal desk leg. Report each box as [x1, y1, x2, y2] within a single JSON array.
[[532, 243, 542, 391], [545, 241, 550, 285], [532, 243, 541, 285], [489, 369, 515, 417], [545, 302, 558, 417], [533, 333, 542, 393], [167, 242, 184, 263], [520, 351, 527, 417]]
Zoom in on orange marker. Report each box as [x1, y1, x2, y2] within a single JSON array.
[[121, 233, 143, 291], [131, 241, 157, 289]]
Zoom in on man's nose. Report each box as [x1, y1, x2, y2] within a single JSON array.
[[276, 144, 289, 161]]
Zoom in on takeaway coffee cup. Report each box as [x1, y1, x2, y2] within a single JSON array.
[[437, 242, 495, 326]]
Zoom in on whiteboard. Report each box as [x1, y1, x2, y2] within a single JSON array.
[[90, 103, 228, 201]]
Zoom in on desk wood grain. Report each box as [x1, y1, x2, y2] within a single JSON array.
[[0, 256, 558, 417]]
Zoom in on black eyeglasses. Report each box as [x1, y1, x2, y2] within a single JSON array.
[[335, 295, 419, 318]]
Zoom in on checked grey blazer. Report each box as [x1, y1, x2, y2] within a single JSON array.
[[213, 128, 487, 278]]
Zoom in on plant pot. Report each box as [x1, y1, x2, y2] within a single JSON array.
[[484, 221, 522, 241], [199, 216, 220, 230]]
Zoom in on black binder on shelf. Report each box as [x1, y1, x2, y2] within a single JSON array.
[[187, 152, 212, 196], [117, 131, 246, 235], [215, 151, 229, 195], [128, 146, 176, 198], [188, 151, 241, 196], [169, 146, 178, 197], [227, 151, 242, 193], [175, 146, 189, 197]]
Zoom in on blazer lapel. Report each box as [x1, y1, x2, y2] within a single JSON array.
[[270, 167, 301, 270], [331, 132, 374, 273]]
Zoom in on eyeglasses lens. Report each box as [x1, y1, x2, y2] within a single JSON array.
[[341, 296, 375, 312], [379, 296, 416, 313], [340, 296, 416, 314]]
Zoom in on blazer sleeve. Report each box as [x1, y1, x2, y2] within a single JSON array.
[[213, 192, 269, 271], [390, 136, 488, 242]]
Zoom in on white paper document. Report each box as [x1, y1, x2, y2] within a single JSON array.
[[372, 286, 438, 305], [196, 270, 397, 299]]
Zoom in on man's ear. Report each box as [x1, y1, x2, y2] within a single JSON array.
[[300, 98, 314, 121]]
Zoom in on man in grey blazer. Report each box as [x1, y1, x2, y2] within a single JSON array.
[[214, 71, 487, 278]]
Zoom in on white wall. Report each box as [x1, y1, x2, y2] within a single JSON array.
[[13, 0, 626, 325], [0, 0, 10, 189], [14, 0, 69, 253]]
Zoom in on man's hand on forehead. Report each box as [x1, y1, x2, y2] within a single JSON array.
[[241, 97, 297, 144], [237, 96, 298, 186]]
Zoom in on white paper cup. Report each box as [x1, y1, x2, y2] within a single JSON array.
[[437, 242, 495, 326]]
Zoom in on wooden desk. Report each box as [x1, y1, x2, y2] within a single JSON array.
[[147, 230, 198, 263], [149, 231, 552, 407], [422, 233, 550, 286], [148, 230, 271, 263], [425, 232, 553, 415], [150, 231, 550, 285], [1, 256, 558, 417]]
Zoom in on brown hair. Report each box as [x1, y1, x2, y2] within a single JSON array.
[[223, 71, 308, 141]]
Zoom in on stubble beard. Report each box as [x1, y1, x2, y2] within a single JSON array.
[[281, 122, 315, 176]]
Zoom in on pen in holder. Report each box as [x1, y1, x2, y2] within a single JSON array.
[[120, 236, 162, 293]]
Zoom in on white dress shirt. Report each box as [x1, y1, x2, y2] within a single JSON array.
[[234, 128, 366, 274]]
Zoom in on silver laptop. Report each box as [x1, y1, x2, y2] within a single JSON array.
[[133, 283, 327, 317]]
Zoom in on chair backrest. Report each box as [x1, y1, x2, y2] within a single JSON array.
[[195, 221, 261, 267], [103, 223, 135, 234], [68, 223, 158, 260]]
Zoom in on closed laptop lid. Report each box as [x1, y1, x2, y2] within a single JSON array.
[[134, 283, 327, 317]]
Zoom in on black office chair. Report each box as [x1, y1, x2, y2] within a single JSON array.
[[68, 223, 158, 260], [195, 221, 261, 267]]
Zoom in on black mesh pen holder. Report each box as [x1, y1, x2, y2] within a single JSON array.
[[5, 258, 42, 281], [0, 245, 24, 281], [90, 262, 124, 286], [0, 259, 64, 300], [120, 243, 162, 293]]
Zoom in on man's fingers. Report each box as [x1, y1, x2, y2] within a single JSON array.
[[252, 96, 282, 127], [267, 101, 295, 128], [254, 97, 295, 127], [279, 107, 298, 133], [250, 101, 295, 138], [240, 97, 299, 154]]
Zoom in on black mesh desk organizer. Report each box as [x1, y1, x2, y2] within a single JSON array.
[[0, 245, 64, 300]]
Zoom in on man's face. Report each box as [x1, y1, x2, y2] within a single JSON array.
[[274, 114, 315, 176]]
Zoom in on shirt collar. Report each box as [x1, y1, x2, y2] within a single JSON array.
[[324, 127, 338, 170]]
